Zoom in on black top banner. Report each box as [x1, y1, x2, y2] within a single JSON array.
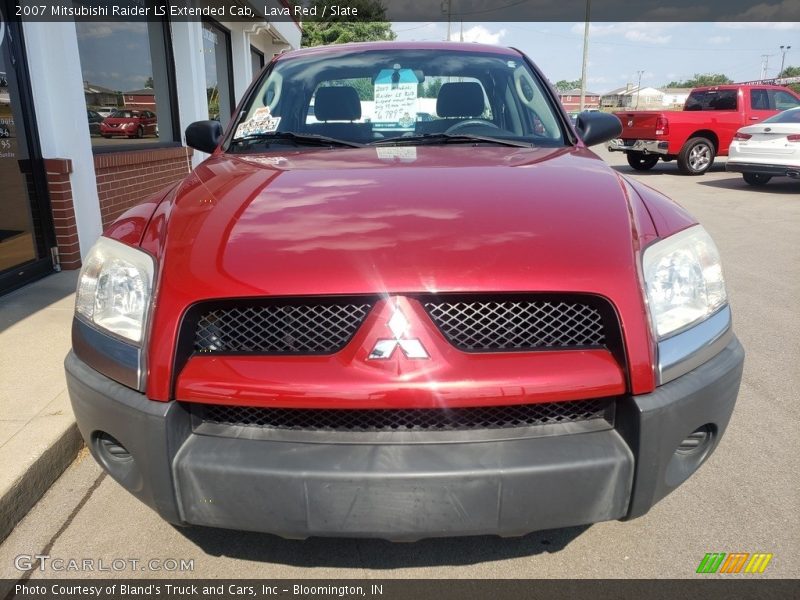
[[5, 0, 800, 22]]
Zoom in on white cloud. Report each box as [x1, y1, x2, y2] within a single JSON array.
[[716, 21, 800, 30], [570, 22, 676, 45], [77, 21, 148, 39], [720, 1, 800, 21], [708, 36, 731, 44], [449, 25, 507, 44]]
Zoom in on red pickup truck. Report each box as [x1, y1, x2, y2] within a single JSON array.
[[609, 84, 800, 174], [66, 42, 744, 540]]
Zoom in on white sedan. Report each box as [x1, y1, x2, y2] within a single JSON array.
[[727, 106, 800, 186]]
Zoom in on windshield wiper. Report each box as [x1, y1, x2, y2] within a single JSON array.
[[371, 133, 533, 148], [231, 131, 364, 148]]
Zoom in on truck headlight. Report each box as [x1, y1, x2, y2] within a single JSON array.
[[643, 225, 727, 339], [75, 237, 155, 344]]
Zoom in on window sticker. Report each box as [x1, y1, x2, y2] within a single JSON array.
[[235, 106, 281, 138], [373, 68, 419, 132]]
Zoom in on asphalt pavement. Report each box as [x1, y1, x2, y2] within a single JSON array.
[[1, 147, 797, 580]]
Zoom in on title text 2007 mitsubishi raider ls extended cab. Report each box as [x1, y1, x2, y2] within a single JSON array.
[[66, 42, 744, 540]]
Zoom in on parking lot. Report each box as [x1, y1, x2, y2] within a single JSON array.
[[1, 147, 797, 580]]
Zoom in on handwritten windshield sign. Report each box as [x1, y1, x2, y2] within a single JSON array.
[[373, 68, 418, 131]]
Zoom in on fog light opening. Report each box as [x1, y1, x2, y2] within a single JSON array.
[[95, 431, 132, 461], [664, 424, 717, 488], [92, 431, 142, 491], [676, 424, 715, 456]]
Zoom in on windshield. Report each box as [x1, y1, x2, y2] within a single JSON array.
[[110, 111, 139, 119], [226, 47, 566, 151], [764, 107, 800, 123]]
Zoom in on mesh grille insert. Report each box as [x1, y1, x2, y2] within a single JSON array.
[[423, 298, 606, 352], [198, 398, 613, 433], [194, 301, 372, 354]]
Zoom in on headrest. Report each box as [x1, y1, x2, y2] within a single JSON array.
[[313, 86, 361, 121], [436, 82, 486, 118]]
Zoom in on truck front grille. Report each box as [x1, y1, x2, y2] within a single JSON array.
[[196, 397, 614, 433], [193, 300, 373, 354], [423, 297, 607, 352]]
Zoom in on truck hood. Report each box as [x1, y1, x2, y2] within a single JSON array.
[[142, 144, 660, 400], [154, 145, 645, 298]]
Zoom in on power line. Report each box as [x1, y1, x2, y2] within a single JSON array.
[[450, 0, 532, 17], [392, 22, 435, 33], [499, 23, 781, 53]]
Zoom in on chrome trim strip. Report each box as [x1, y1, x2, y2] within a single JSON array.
[[608, 138, 669, 155], [657, 305, 733, 385], [72, 318, 142, 391]]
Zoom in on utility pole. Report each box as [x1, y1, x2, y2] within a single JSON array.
[[779, 45, 791, 78], [635, 70, 644, 109], [760, 54, 771, 79], [579, 0, 591, 112], [443, 0, 452, 41]]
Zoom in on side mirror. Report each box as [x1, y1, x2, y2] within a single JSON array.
[[575, 112, 622, 147], [185, 120, 223, 153]]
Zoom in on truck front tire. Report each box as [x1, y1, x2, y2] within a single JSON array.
[[678, 137, 715, 175], [626, 152, 660, 171]]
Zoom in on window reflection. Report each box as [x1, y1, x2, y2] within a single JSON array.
[[75, 15, 173, 147], [203, 20, 233, 127]]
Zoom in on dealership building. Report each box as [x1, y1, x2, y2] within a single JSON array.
[[0, 1, 301, 294]]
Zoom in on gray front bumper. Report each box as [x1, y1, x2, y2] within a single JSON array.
[[65, 337, 743, 540]]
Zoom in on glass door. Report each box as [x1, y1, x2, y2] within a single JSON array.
[[0, 5, 56, 294]]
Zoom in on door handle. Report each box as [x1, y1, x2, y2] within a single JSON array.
[[749, 116, 760, 120]]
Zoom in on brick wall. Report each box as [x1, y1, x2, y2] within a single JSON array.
[[44, 158, 82, 270], [95, 147, 193, 229]]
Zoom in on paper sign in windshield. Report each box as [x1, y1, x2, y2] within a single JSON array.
[[373, 68, 418, 131], [235, 107, 281, 138]]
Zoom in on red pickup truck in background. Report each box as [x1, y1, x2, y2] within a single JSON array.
[[608, 84, 800, 175]]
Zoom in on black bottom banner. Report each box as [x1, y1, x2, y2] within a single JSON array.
[[2, 579, 799, 600]]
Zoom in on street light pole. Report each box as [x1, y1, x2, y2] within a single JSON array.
[[579, 0, 591, 112], [635, 70, 644, 109], [444, 0, 452, 41], [779, 45, 791, 78]]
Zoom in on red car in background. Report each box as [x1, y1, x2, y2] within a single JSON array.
[[66, 42, 744, 540], [100, 109, 157, 139]]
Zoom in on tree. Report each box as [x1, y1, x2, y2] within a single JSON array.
[[665, 73, 732, 88], [350, 78, 374, 101], [301, 0, 396, 47], [144, 76, 154, 89], [554, 79, 582, 92], [422, 78, 442, 98], [776, 66, 800, 94], [779, 65, 800, 78]]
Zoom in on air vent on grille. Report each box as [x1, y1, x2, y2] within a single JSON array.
[[423, 298, 606, 352], [198, 398, 613, 432], [194, 301, 372, 354]]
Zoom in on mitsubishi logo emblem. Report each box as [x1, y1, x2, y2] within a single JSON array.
[[368, 302, 429, 360]]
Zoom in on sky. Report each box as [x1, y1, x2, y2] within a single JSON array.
[[76, 21, 153, 92], [73, 20, 800, 96], [392, 22, 800, 93]]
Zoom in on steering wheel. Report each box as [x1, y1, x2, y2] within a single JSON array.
[[444, 119, 501, 134]]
